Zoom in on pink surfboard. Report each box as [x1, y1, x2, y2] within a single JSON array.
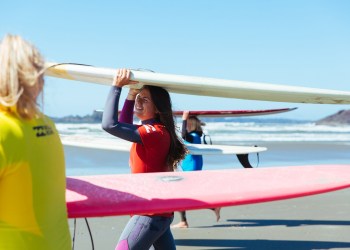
[[66, 165, 350, 218]]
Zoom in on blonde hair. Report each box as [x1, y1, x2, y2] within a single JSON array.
[[187, 116, 205, 133], [0, 34, 45, 119]]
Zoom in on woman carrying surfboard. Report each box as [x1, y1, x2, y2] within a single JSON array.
[[172, 112, 221, 228], [102, 68, 187, 250]]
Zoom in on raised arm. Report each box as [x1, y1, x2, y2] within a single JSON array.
[[101, 69, 142, 143], [181, 110, 190, 139]]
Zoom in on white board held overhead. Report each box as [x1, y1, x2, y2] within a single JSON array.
[[45, 62, 350, 104]]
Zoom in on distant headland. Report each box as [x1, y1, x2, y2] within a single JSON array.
[[315, 109, 350, 126], [51, 110, 102, 123]]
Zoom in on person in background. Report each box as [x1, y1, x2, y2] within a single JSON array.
[[0, 34, 71, 249], [172, 111, 221, 228], [102, 68, 187, 250]]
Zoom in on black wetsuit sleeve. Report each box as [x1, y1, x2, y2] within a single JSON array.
[[181, 120, 187, 139], [181, 119, 194, 143], [101, 86, 142, 143]]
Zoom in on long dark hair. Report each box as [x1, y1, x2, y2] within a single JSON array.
[[144, 85, 187, 170]]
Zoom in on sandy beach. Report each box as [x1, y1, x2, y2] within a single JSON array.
[[65, 141, 350, 249]]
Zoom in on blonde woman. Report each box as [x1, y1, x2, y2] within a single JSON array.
[[0, 34, 71, 249]]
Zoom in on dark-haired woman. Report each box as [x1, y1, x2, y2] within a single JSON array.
[[102, 68, 187, 250]]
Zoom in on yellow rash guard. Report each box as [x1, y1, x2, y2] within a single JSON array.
[[0, 111, 71, 250]]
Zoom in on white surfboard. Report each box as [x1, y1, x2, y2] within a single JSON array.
[[61, 138, 266, 155], [45, 62, 350, 104], [185, 143, 266, 155]]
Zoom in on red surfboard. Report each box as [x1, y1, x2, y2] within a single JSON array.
[[112, 107, 297, 117], [172, 107, 297, 117], [66, 165, 350, 218]]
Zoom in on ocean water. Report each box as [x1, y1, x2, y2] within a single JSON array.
[[57, 120, 350, 144], [57, 120, 350, 176], [203, 119, 350, 143]]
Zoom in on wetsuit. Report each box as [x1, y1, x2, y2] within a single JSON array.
[[102, 86, 175, 250], [180, 120, 203, 171], [0, 111, 71, 250]]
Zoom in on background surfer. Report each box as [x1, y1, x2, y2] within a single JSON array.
[[0, 34, 71, 249], [172, 112, 221, 228], [102, 68, 187, 250]]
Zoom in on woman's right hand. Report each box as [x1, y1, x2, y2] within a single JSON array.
[[182, 110, 190, 120], [113, 68, 138, 87]]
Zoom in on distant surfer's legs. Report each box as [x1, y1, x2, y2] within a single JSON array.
[[115, 215, 175, 250], [212, 207, 221, 222], [172, 208, 221, 229], [171, 211, 189, 228]]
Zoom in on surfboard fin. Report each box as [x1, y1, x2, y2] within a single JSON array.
[[236, 150, 260, 168], [236, 154, 253, 168]]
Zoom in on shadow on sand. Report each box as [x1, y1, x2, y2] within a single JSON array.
[[175, 238, 350, 250], [198, 218, 350, 228], [176, 219, 350, 249]]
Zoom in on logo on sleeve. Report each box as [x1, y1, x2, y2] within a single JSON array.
[[33, 125, 54, 137], [143, 124, 157, 133]]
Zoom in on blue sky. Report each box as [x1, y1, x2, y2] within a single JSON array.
[[2, 0, 350, 120]]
